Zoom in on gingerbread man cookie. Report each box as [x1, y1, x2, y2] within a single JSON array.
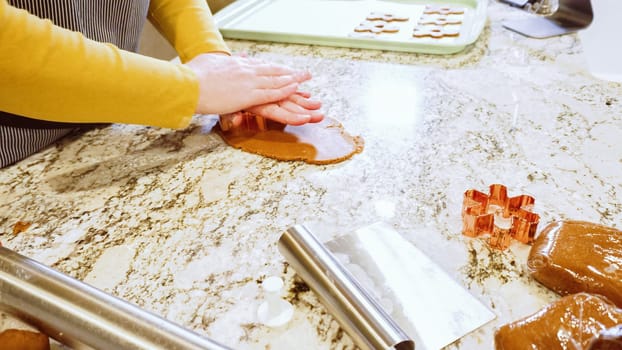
[[366, 11, 409, 22], [354, 20, 400, 34], [423, 5, 465, 15], [413, 25, 460, 38]]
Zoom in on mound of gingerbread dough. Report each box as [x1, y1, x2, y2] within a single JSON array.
[[0, 312, 50, 350], [588, 324, 622, 350], [527, 220, 622, 307], [494, 293, 622, 350], [0, 329, 49, 350]]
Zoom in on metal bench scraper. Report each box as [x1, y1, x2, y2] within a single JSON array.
[[279, 222, 495, 350]]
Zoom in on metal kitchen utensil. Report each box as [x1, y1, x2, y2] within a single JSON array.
[[279, 223, 496, 350], [503, 0, 593, 38], [462, 184, 540, 250], [279, 225, 414, 350], [0, 246, 230, 350], [218, 111, 267, 132]]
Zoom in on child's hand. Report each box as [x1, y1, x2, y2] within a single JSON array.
[[219, 91, 324, 131], [185, 53, 311, 115]]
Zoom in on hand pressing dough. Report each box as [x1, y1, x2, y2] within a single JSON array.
[[215, 116, 364, 165]]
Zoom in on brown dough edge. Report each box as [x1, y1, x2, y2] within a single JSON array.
[[0, 329, 50, 350]]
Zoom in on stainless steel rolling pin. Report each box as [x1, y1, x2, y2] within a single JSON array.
[[0, 246, 230, 350], [278, 225, 414, 350]]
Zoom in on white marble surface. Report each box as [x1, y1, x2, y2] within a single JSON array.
[[1, 1, 621, 349]]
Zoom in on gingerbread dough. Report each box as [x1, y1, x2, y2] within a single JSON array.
[[527, 220, 622, 307], [215, 115, 363, 165], [0, 329, 50, 350], [588, 325, 622, 350], [494, 293, 622, 350]]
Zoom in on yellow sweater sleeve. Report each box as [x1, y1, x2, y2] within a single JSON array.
[[148, 0, 231, 63], [0, 0, 198, 129]]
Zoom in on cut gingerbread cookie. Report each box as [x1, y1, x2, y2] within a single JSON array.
[[413, 25, 460, 38], [366, 11, 409, 22], [354, 20, 400, 34], [348, 31, 378, 39], [423, 5, 465, 15], [418, 14, 463, 26]]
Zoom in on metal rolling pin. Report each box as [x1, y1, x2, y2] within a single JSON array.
[[279, 225, 414, 350], [0, 246, 230, 350]]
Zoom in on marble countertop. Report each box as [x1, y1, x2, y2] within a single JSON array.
[[1, 1, 621, 349]]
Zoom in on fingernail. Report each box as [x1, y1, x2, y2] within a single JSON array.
[[295, 71, 311, 81]]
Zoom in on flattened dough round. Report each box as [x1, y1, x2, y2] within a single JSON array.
[[215, 116, 364, 165]]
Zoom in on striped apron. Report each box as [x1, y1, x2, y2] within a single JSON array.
[[0, 0, 150, 168]]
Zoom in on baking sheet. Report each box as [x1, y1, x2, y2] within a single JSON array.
[[214, 0, 487, 54]]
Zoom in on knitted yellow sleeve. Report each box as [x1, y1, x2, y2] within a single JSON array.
[[0, 0, 199, 129], [148, 0, 231, 63]]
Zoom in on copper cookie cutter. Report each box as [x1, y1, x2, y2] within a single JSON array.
[[218, 112, 267, 132], [462, 184, 540, 250]]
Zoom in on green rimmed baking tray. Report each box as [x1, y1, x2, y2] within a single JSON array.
[[214, 0, 487, 54]]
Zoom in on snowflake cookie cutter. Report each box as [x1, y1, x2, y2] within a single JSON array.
[[462, 184, 540, 250]]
